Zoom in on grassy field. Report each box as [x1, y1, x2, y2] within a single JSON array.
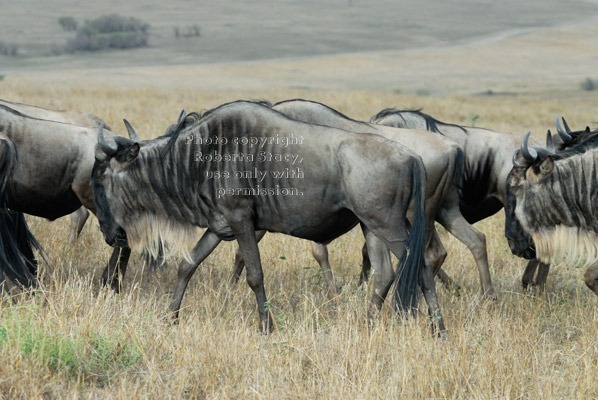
[[1, 78, 598, 399]]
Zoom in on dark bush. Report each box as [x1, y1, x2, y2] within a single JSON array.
[[580, 78, 596, 91], [65, 14, 150, 53], [58, 16, 78, 31]]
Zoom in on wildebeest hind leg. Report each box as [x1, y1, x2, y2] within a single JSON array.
[[437, 206, 496, 300], [230, 230, 267, 284], [310, 242, 339, 299], [361, 227, 393, 321], [169, 230, 221, 320], [358, 242, 371, 287], [420, 262, 447, 336], [436, 269, 461, 295], [424, 229, 461, 295], [101, 246, 131, 292], [584, 263, 598, 296]]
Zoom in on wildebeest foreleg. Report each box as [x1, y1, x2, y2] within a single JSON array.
[[68, 206, 90, 244], [229, 230, 267, 284], [584, 263, 598, 296], [522, 260, 550, 293], [521, 259, 538, 290], [437, 206, 496, 300], [310, 242, 340, 299], [232, 223, 273, 333], [535, 262, 550, 292], [101, 246, 131, 293], [169, 230, 221, 320]]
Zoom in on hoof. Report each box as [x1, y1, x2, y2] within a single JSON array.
[[482, 288, 498, 301]]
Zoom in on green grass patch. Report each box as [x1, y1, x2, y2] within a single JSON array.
[[0, 304, 142, 384]]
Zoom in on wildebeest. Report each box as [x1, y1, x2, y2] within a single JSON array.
[[505, 131, 598, 296], [92, 100, 433, 332], [0, 99, 111, 243], [230, 99, 494, 304], [0, 104, 130, 290], [369, 108, 550, 291]]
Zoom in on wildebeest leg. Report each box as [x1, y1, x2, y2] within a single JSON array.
[[358, 242, 371, 287], [310, 242, 339, 299], [425, 228, 461, 295], [68, 206, 90, 244], [521, 259, 539, 291], [0, 272, 6, 296], [437, 205, 496, 300], [584, 263, 598, 296], [232, 223, 273, 333], [169, 230, 221, 320], [436, 269, 461, 295], [420, 259, 447, 336], [424, 228, 447, 275], [101, 246, 131, 293], [534, 262, 550, 292], [230, 230, 267, 284], [361, 227, 393, 320]]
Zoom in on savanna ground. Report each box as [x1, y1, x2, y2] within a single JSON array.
[[2, 1, 598, 398]]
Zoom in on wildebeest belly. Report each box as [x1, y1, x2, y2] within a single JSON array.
[[7, 184, 82, 220], [255, 206, 359, 244]]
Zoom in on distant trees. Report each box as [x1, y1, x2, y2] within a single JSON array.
[[0, 41, 18, 56], [174, 24, 201, 38], [61, 14, 150, 52]]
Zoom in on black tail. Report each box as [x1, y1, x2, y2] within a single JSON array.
[[393, 160, 427, 314], [0, 138, 41, 288]]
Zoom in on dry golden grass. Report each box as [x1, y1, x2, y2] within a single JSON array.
[[1, 78, 598, 399]]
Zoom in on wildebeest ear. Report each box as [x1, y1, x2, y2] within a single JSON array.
[[536, 156, 554, 180], [116, 143, 140, 163]]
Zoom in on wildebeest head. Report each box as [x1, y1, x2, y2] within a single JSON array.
[[92, 112, 200, 261], [91, 123, 141, 247], [504, 131, 558, 260]]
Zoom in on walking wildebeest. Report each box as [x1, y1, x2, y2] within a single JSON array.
[[0, 104, 130, 290], [0, 99, 111, 243], [230, 99, 494, 303], [505, 131, 598, 296], [91, 100, 437, 332], [369, 108, 550, 292]]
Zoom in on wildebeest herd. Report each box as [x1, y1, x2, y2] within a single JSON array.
[[1, 97, 597, 334]]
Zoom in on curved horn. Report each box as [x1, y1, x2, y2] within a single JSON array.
[[97, 124, 117, 156], [545, 129, 556, 153], [556, 115, 572, 144], [170, 109, 188, 134], [561, 116, 572, 134], [177, 109, 187, 123], [123, 119, 140, 142], [521, 131, 537, 162]]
